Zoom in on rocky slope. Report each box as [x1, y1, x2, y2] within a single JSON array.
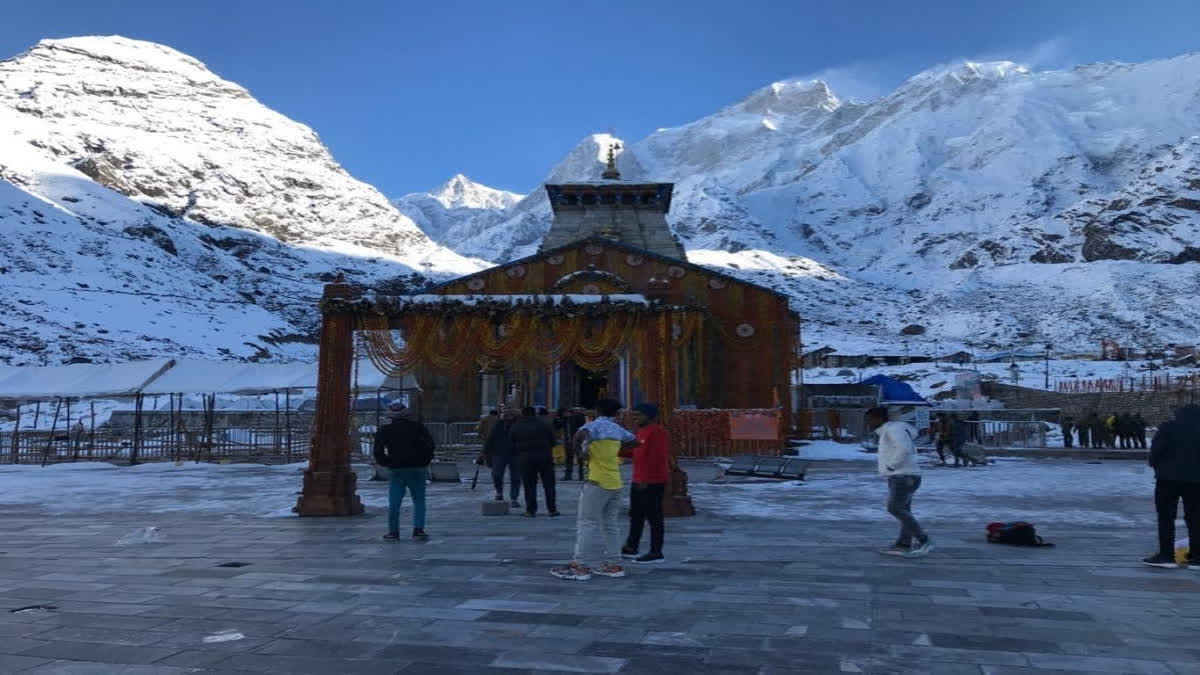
[[400, 57, 1200, 353], [0, 36, 483, 365]]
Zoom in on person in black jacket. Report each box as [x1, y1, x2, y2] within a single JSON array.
[[512, 407, 559, 517], [1134, 413, 1149, 449], [373, 402, 435, 541], [1143, 405, 1200, 568], [485, 409, 521, 506]]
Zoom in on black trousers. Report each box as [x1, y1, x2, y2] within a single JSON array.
[[521, 456, 557, 514], [1155, 479, 1200, 559], [626, 483, 666, 554]]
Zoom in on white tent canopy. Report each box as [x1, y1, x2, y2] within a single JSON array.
[[0, 358, 416, 400], [0, 359, 173, 401]]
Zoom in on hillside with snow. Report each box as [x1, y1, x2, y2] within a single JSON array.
[[3, 36, 1199, 366], [0, 36, 483, 365], [402, 58, 1200, 353]]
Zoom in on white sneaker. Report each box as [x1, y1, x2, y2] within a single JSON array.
[[906, 538, 934, 558]]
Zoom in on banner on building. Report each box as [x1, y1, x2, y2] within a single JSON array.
[[729, 411, 780, 440]]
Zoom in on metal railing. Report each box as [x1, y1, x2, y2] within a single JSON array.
[[1, 426, 314, 465], [965, 420, 1048, 448], [794, 408, 868, 442]]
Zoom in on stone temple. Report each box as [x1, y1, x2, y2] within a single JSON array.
[[538, 145, 687, 260]]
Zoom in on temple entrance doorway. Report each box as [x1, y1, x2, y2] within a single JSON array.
[[576, 365, 607, 409]]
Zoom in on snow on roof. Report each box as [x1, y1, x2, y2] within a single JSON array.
[[141, 359, 415, 395], [0, 359, 173, 401], [384, 293, 650, 305], [0, 359, 416, 399]]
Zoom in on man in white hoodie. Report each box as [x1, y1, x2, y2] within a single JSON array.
[[867, 407, 934, 558]]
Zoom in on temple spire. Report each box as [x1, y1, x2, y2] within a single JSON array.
[[601, 142, 621, 180]]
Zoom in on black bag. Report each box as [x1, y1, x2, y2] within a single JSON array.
[[986, 521, 1054, 547]]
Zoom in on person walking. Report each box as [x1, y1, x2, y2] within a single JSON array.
[[484, 409, 522, 507], [621, 403, 670, 564], [1061, 416, 1074, 449], [1105, 413, 1119, 449], [511, 407, 559, 517], [932, 414, 951, 466], [867, 407, 933, 558], [1142, 405, 1200, 568], [551, 398, 635, 580], [373, 402, 435, 542]]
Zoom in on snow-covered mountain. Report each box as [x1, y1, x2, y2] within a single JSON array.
[[4, 36, 1199, 365], [403, 57, 1200, 353], [393, 174, 520, 244], [0, 36, 484, 365]]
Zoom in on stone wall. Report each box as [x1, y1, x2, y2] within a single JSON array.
[[981, 382, 1199, 426], [540, 206, 685, 259]]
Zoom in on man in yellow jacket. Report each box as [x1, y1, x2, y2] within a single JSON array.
[[551, 398, 635, 581]]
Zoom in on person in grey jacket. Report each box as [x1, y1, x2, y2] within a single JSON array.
[[1142, 405, 1200, 568], [868, 407, 933, 558]]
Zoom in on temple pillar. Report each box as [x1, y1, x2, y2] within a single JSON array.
[[645, 313, 694, 518], [295, 280, 364, 516]]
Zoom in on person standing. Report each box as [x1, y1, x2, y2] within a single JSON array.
[[1142, 405, 1200, 568], [949, 415, 969, 467], [1134, 413, 1149, 450], [537, 407, 554, 433], [1088, 412, 1105, 449], [511, 407, 559, 517], [561, 407, 587, 481], [484, 409, 522, 507], [1105, 412, 1119, 449], [621, 403, 670, 564], [477, 409, 499, 446], [551, 398, 635, 580], [1061, 416, 1074, 449], [867, 407, 933, 558], [1077, 414, 1091, 449], [373, 402, 435, 541]]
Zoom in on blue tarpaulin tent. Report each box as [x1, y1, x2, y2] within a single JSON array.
[[860, 375, 928, 406]]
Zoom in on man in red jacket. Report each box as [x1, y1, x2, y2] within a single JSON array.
[[621, 403, 670, 564]]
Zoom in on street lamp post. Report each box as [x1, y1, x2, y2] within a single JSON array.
[[1044, 344, 1052, 390]]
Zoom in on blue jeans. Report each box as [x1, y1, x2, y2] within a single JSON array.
[[388, 468, 427, 533]]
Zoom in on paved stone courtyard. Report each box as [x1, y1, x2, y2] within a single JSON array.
[[0, 459, 1197, 674]]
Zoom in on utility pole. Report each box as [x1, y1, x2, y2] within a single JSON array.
[[1044, 344, 1052, 390]]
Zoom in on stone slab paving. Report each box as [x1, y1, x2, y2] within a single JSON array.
[[0, 459, 1195, 674]]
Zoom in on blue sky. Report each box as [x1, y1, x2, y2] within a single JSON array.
[[3, 1, 1198, 197]]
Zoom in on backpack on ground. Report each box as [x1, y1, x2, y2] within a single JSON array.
[[986, 521, 1054, 547]]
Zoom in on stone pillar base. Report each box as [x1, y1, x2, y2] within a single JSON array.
[[294, 468, 365, 516], [663, 465, 696, 518], [663, 496, 696, 518]]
